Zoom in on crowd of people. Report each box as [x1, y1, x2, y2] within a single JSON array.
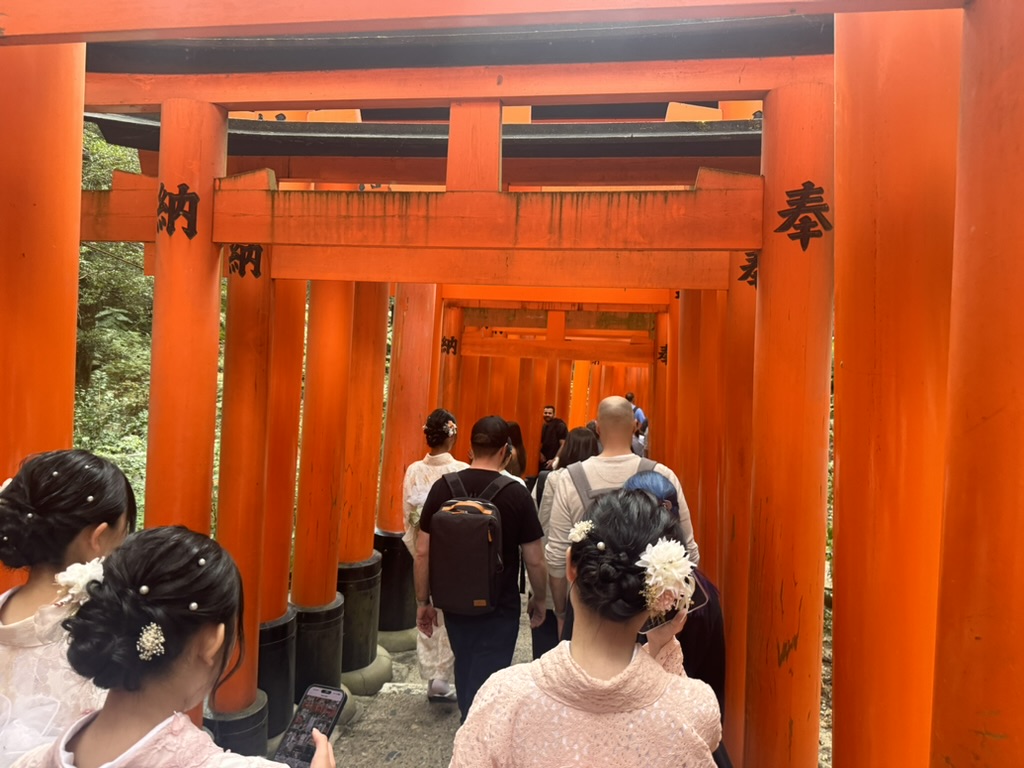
[[1, 393, 726, 767]]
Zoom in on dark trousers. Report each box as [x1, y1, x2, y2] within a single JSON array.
[[444, 608, 520, 721], [531, 609, 559, 659]]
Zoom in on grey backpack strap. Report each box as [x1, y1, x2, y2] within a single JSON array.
[[637, 458, 657, 474], [567, 463, 593, 511], [444, 472, 468, 498], [479, 474, 516, 502]]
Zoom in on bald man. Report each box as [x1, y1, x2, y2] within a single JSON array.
[[543, 396, 699, 633]]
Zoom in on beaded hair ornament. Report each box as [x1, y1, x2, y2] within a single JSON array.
[[423, 420, 458, 438]]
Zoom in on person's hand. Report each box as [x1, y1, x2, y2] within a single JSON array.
[[544, 460, 554, 470], [644, 610, 688, 658], [310, 728, 336, 768], [527, 595, 546, 629], [417, 604, 438, 638]]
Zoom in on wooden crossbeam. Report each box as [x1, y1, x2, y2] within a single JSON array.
[[212, 169, 761, 250], [1, 1, 963, 45], [84, 57, 831, 112], [461, 335, 654, 365], [442, 286, 672, 306]]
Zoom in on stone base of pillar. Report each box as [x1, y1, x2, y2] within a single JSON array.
[[377, 627, 418, 653], [291, 593, 345, 704], [257, 607, 297, 738], [374, 530, 416, 631], [337, 552, 382, 672], [204, 689, 269, 757], [340, 645, 393, 695]]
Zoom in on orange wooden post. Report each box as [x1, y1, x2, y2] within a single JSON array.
[[339, 282, 390, 564], [650, 313, 670, 461], [376, 283, 438, 633], [446, 100, 502, 192], [145, 99, 227, 531], [719, 252, 757, 763], [0, 43, 84, 593], [527, 359, 548, 472], [697, 290, 726, 584], [338, 281, 389, 680], [609, 365, 628, 400], [290, 280, 352, 696], [427, 290, 444, 409], [567, 361, 592, 429], [664, 297, 681, 470], [514, 357, 534, 470], [931, 1, 1024, 764], [475, 357, 494, 419], [212, 233, 273, 717], [677, 291, 703, 509], [439, 304, 464, 413], [457, 355, 481, 450], [490, 356, 509, 418], [834, 11, 960, 767], [744, 80, 834, 768], [293, 280, 354, 602], [501, 357, 521, 421], [556, 360, 572, 424]]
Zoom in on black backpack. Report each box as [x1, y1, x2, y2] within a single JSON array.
[[566, 458, 657, 514], [429, 472, 515, 616]]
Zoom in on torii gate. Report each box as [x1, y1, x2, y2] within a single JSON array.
[[1, 2, 1021, 767]]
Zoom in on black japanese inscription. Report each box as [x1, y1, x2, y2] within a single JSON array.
[[440, 336, 459, 355], [228, 244, 264, 279], [775, 181, 833, 251], [157, 182, 200, 240], [657, 344, 668, 364], [738, 251, 759, 288]]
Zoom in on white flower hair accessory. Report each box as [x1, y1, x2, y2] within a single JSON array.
[[636, 538, 697, 617], [568, 520, 594, 544], [55, 557, 105, 607], [445, 420, 457, 438], [136, 622, 166, 662]]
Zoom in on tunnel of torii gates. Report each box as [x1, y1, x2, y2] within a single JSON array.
[[0, 1, 1021, 766]]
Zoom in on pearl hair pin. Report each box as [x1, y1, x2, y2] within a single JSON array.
[[139, 585, 150, 595], [86, 496, 94, 503], [52, 471, 59, 477], [189, 602, 199, 611], [198, 558, 206, 566]]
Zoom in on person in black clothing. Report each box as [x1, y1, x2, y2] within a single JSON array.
[[415, 416, 548, 721], [538, 405, 568, 471], [623, 471, 733, 768]]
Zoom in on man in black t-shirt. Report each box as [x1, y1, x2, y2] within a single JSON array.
[[415, 415, 547, 721], [538, 404, 568, 471]]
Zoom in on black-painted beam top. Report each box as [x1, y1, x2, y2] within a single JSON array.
[[87, 113, 762, 158], [86, 15, 832, 74]]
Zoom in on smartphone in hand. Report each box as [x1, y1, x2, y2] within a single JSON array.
[[272, 685, 347, 768]]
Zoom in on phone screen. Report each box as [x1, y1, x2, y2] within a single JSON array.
[[272, 686, 347, 768]]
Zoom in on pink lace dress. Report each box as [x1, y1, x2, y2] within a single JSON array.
[[0, 590, 105, 768], [449, 640, 721, 767], [11, 712, 285, 768]]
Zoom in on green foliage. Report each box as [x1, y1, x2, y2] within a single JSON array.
[[75, 123, 152, 517]]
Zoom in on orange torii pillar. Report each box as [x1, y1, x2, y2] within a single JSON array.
[[663, 298, 681, 469], [567, 361, 593, 430], [515, 358, 535, 473], [0, 44, 84, 593], [456, 355, 481, 454], [489, 356, 509, 419], [834, 11, 960, 767], [932, 1, 1024, 763], [697, 290, 726, 584], [650, 314, 670, 461], [145, 99, 227, 531], [291, 280, 354, 699], [720, 252, 757, 763], [677, 291, 703, 510], [439, 304, 464, 413], [527, 358, 548, 472], [338, 281, 391, 693], [427, 290, 445, 410], [209, 223, 273, 753], [258, 273, 307, 738], [376, 283, 439, 638], [745, 80, 834, 768], [502, 357, 522, 425], [556, 360, 572, 424]]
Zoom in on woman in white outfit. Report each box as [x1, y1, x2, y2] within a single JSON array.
[[401, 408, 468, 703], [0, 450, 135, 768]]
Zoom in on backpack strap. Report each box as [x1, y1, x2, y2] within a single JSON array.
[[444, 472, 468, 499], [567, 462, 594, 510], [637, 457, 657, 474], [479, 474, 516, 503]]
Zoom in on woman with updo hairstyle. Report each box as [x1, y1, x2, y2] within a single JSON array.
[[529, 427, 600, 659], [401, 408, 467, 703], [12, 526, 334, 768], [450, 490, 721, 767], [0, 450, 136, 766]]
